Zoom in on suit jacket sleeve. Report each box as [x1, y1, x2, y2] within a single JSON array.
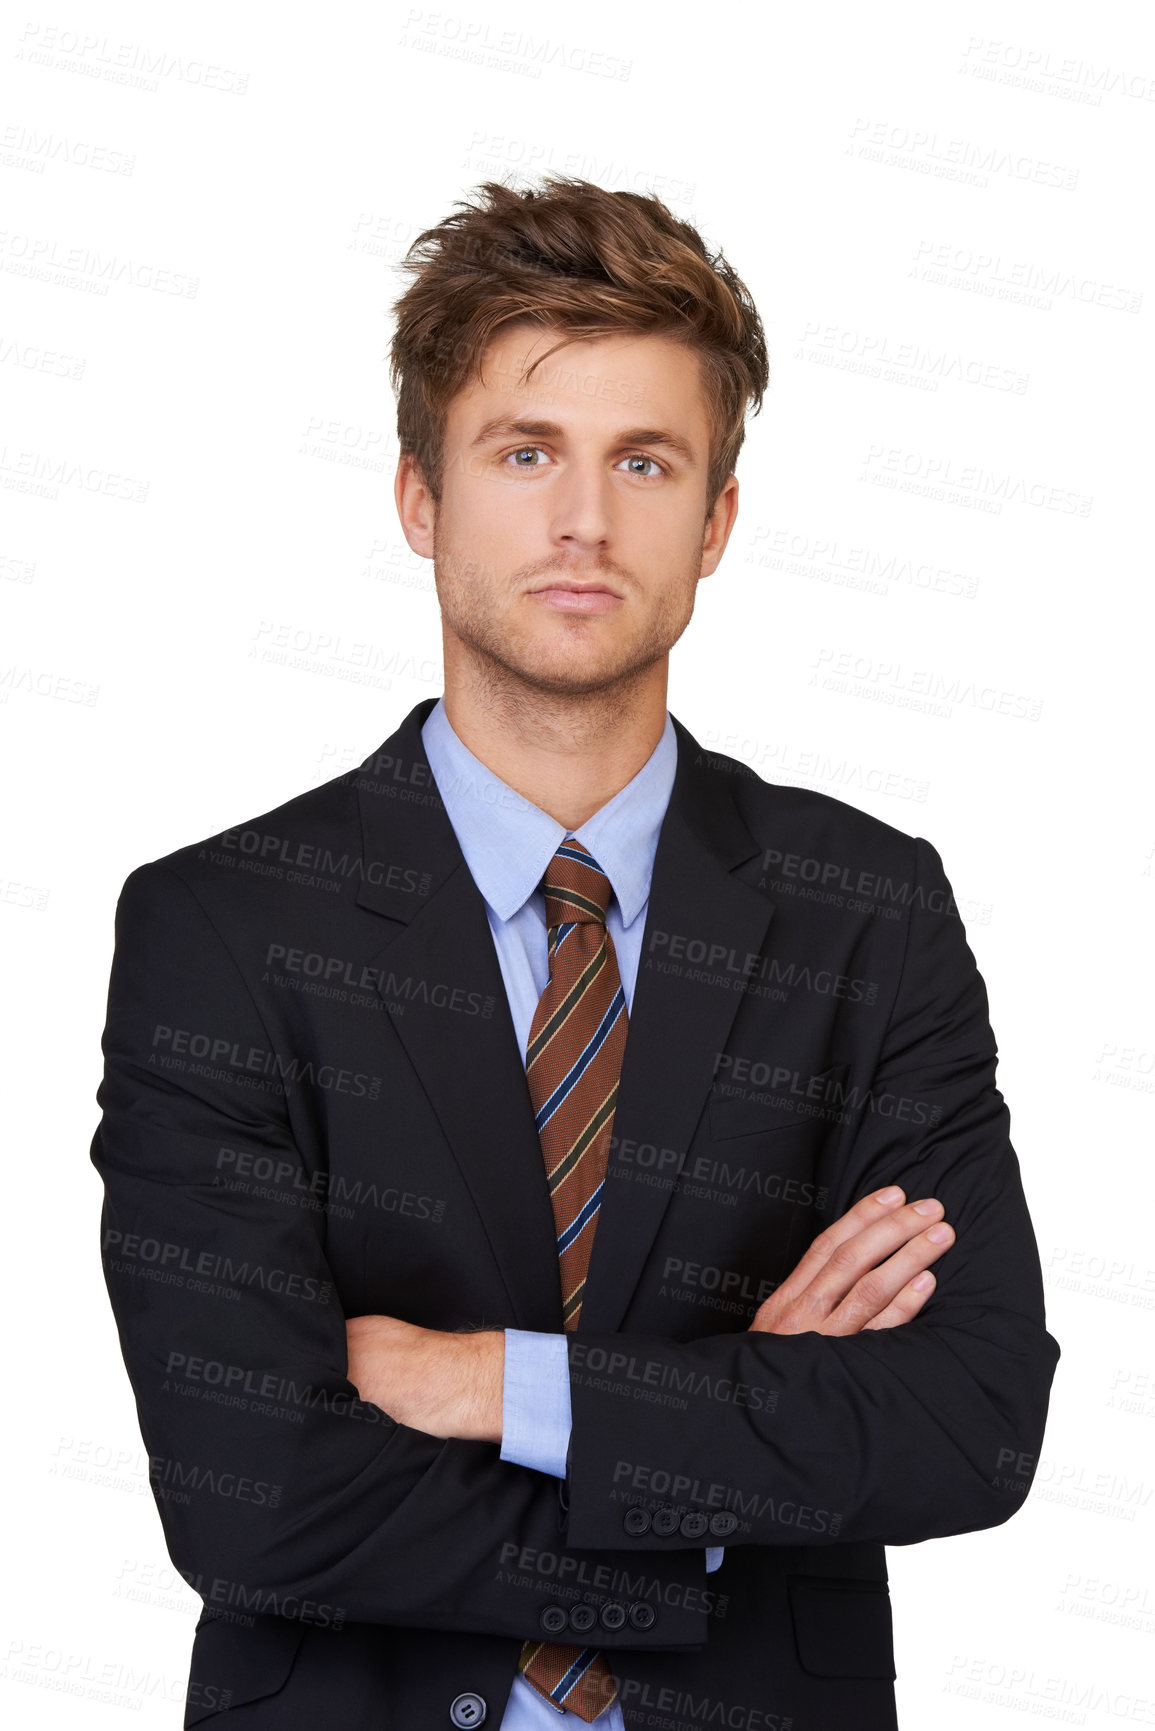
[[563, 837, 1060, 1552], [90, 862, 711, 1644]]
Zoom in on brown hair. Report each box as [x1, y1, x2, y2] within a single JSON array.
[[388, 175, 769, 518]]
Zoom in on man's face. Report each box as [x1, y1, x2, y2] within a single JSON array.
[[404, 322, 737, 698]]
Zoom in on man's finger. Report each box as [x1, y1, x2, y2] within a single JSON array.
[[803, 1203, 949, 1317], [854, 1271, 936, 1334], [823, 1226, 955, 1334], [767, 1185, 910, 1310], [777, 1196, 947, 1319], [751, 1204, 954, 1335]]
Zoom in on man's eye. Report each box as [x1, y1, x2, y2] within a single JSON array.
[[618, 453, 662, 478], [506, 447, 547, 468]]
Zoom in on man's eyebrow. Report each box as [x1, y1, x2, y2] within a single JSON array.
[[469, 417, 697, 465]]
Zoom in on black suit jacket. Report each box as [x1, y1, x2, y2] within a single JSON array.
[[91, 696, 1059, 1730]]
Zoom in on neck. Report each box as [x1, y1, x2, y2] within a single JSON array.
[[440, 654, 668, 832]]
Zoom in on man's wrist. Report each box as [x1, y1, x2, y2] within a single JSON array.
[[457, 1328, 505, 1444]]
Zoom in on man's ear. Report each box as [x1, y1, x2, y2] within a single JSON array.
[[395, 452, 436, 560], [699, 474, 739, 580]]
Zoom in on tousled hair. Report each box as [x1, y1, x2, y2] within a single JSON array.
[[388, 176, 769, 518]]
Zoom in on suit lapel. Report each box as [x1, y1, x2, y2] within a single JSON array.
[[352, 699, 563, 1333], [577, 720, 772, 1332], [351, 701, 771, 1338]]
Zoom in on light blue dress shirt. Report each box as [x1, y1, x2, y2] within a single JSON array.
[[421, 697, 722, 1729]]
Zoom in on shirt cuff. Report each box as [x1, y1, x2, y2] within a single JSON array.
[[705, 1546, 723, 1573], [500, 1329, 572, 1479]]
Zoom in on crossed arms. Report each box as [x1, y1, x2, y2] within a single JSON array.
[[91, 843, 1059, 1646], [343, 1185, 960, 1444]]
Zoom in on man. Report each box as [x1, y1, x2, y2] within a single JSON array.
[[91, 176, 1058, 1730]]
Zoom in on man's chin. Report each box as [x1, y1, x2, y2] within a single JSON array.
[[454, 634, 651, 695], [511, 635, 674, 692], [502, 663, 646, 698]]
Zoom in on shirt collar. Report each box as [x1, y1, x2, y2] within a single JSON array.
[[421, 696, 677, 928]]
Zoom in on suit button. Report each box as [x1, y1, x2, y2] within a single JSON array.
[[599, 1602, 627, 1631], [679, 1511, 709, 1538], [568, 1604, 597, 1634], [539, 1605, 569, 1634], [623, 1506, 651, 1536], [450, 1694, 487, 1727], [628, 1602, 656, 1630], [650, 1507, 680, 1537], [709, 1510, 739, 1537]]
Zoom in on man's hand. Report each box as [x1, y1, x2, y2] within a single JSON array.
[[750, 1185, 954, 1336], [344, 1314, 504, 1443]]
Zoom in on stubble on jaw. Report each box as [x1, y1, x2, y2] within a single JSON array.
[[429, 532, 701, 748]]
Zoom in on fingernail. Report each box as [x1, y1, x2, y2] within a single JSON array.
[[927, 1223, 952, 1243], [912, 1272, 934, 1290], [877, 1186, 904, 1205], [913, 1198, 941, 1215]]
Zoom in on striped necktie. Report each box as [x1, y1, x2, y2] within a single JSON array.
[[517, 837, 628, 1722]]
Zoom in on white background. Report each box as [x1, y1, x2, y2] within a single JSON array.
[[3, 0, 1152, 1724]]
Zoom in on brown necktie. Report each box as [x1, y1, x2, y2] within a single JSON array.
[[517, 837, 628, 1722]]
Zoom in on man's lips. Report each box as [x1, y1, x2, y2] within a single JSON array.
[[528, 579, 623, 613]]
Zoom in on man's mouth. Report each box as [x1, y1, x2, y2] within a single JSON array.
[[528, 578, 623, 613]]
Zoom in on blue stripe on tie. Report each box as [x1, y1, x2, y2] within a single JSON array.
[[551, 921, 578, 956], [558, 1180, 604, 1255], [534, 986, 625, 1135], [556, 842, 597, 868], [550, 1647, 599, 1705]]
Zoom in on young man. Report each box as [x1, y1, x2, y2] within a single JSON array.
[[91, 177, 1058, 1730]]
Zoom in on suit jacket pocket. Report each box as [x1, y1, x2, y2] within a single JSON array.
[[185, 1610, 307, 1726], [787, 1575, 896, 1680], [709, 1062, 850, 1143]]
